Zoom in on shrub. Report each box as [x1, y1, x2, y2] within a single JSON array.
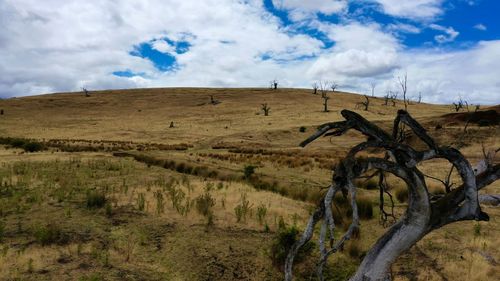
[[195, 191, 216, 224], [136, 193, 146, 211], [256, 203, 268, 225], [0, 220, 4, 242], [332, 194, 374, 221], [86, 190, 106, 209], [234, 193, 252, 223], [473, 223, 481, 237], [346, 240, 362, 258], [22, 141, 45, 152], [299, 126, 307, 133], [243, 165, 256, 179], [105, 202, 113, 217], [33, 224, 68, 245], [269, 226, 314, 268], [356, 197, 374, 220], [154, 190, 165, 215], [395, 187, 408, 203], [359, 179, 378, 190]]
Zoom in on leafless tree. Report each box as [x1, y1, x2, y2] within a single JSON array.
[[285, 109, 499, 281], [359, 95, 370, 111], [453, 97, 467, 112], [270, 79, 278, 90], [330, 81, 338, 93], [355, 95, 370, 111], [209, 95, 221, 105], [261, 103, 270, 116], [384, 91, 398, 107], [398, 73, 408, 110], [370, 82, 376, 97], [312, 82, 319, 95], [317, 81, 331, 112], [322, 94, 330, 113], [82, 87, 90, 97], [417, 92, 422, 104]]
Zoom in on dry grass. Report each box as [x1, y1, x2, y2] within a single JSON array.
[[0, 87, 498, 280]]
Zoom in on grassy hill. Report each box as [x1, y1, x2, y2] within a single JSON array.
[[0, 88, 498, 281]]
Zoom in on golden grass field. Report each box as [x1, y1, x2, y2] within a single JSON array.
[[0, 88, 498, 281]]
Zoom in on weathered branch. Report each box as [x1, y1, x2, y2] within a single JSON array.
[[286, 110, 498, 281]]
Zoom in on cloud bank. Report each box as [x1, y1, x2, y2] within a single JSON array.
[[0, 0, 499, 104]]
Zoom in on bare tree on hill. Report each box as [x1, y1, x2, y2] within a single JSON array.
[[371, 82, 376, 97], [312, 82, 319, 95], [285, 109, 499, 281], [398, 73, 408, 110], [261, 103, 270, 116], [270, 79, 278, 90], [319, 81, 330, 112], [82, 87, 90, 97]]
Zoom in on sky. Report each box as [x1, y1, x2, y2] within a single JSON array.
[[1, 0, 499, 104]]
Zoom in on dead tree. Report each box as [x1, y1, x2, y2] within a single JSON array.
[[360, 95, 370, 111], [270, 79, 278, 90], [371, 82, 376, 97], [312, 82, 319, 95], [322, 94, 330, 113], [452, 98, 467, 112], [261, 103, 270, 116], [398, 73, 408, 110], [318, 81, 331, 112], [330, 81, 338, 93], [417, 92, 422, 104], [82, 87, 90, 97], [285, 109, 499, 281], [209, 95, 221, 105], [355, 95, 370, 111]]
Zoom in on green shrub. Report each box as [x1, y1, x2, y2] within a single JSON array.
[[473, 223, 481, 237], [356, 197, 374, 220], [243, 165, 256, 179], [0, 220, 4, 242], [347, 240, 362, 258], [154, 190, 165, 215], [395, 187, 408, 203], [256, 203, 268, 225], [195, 191, 216, 225], [33, 224, 68, 245], [234, 193, 252, 223], [137, 193, 146, 211], [105, 202, 113, 217], [22, 141, 45, 152], [269, 226, 314, 268], [78, 274, 103, 281], [322, 256, 357, 281], [299, 126, 307, 133], [86, 190, 106, 209]]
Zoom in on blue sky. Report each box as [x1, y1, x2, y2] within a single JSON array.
[[1, 0, 499, 104]]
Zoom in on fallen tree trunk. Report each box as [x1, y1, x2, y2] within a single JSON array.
[[285, 109, 499, 281]]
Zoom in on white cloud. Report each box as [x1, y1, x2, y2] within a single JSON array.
[[474, 23, 487, 31], [429, 24, 459, 43], [373, 0, 444, 20], [308, 22, 400, 78], [397, 41, 500, 104], [0, 0, 499, 105], [386, 23, 421, 34], [271, 0, 347, 16], [151, 40, 176, 54]]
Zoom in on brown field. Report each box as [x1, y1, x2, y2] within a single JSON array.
[[0, 87, 498, 281]]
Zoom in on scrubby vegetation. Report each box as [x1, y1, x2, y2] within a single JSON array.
[[0, 88, 497, 281]]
